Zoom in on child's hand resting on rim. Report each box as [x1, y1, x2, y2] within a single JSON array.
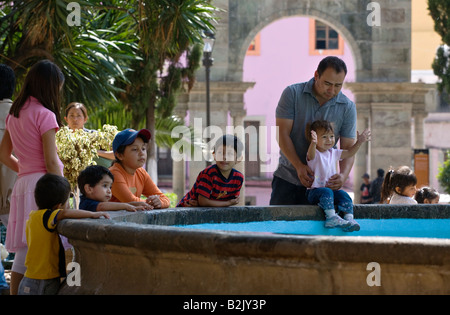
[[146, 195, 162, 209]]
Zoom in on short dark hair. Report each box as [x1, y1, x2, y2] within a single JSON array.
[[78, 165, 114, 195], [35, 174, 71, 210], [213, 134, 244, 158], [305, 120, 335, 143], [317, 56, 347, 77], [0, 64, 16, 100]]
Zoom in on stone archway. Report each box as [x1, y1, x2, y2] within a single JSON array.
[[213, 0, 412, 83], [234, 7, 364, 84], [174, 0, 436, 205]]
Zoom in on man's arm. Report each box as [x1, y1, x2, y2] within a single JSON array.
[[276, 118, 314, 187]]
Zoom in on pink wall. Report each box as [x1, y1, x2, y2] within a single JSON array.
[[243, 16, 356, 178]]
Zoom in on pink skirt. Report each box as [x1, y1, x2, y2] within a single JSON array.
[[5, 172, 44, 252]]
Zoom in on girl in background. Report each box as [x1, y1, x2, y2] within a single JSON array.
[[380, 166, 417, 204], [0, 60, 65, 294], [415, 187, 440, 204]]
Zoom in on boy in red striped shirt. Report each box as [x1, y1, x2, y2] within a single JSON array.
[[177, 135, 244, 207]]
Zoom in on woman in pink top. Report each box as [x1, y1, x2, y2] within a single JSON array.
[[0, 59, 65, 294]]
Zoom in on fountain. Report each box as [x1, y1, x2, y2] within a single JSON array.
[[58, 204, 450, 294]]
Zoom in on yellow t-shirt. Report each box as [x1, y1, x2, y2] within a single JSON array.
[[24, 209, 64, 280]]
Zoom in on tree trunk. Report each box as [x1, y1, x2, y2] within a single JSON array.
[[146, 102, 158, 184]]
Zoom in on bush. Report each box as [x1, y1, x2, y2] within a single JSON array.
[[438, 151, 450, 194]]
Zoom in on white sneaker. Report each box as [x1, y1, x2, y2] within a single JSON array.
[[324, 215, 350, 228]]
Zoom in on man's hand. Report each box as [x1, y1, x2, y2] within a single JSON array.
[[326, 173, 346, 190], [296, 163, 315, 188]]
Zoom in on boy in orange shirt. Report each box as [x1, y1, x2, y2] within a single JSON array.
[[109, 129, 170, 209]]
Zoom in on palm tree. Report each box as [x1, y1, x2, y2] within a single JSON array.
[[0, 0, 133, 108], [116, 0, 218, 179], [0, 0, 219, 180]]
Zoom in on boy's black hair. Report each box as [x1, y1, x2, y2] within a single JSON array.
[[77, 165, 114, 195], [0, 64, 16, 100], [317, 56, 347, 76], [213, 134, 244, 158], [35, 173, 71, 210]]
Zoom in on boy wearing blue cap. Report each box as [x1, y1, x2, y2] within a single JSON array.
[[109, 129, 170, 208]]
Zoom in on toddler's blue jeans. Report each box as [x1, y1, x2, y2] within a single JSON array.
[[306, 188, 353, 214]]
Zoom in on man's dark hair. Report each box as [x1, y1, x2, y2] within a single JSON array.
[[35, 174, 71, 210], [317, 56, 347, 77], [0, 64, 16, 100], [377, 168, 385, 178], [78, 165, 114, 195]]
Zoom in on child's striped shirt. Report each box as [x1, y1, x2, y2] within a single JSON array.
[[177, 164, 244, 207]]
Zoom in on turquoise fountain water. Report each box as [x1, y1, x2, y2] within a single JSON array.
[[178, 218, 450, 239]]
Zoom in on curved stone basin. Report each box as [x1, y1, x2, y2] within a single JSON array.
[[58, 204, 450, 294]]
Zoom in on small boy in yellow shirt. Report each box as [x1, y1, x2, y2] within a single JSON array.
[[18, 173, 109, 295]]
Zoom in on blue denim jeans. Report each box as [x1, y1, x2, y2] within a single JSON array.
[[18, 276, 60, 295], [306, 188, 353, 214]]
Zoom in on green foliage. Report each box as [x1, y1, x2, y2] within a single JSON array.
[[0, 0, 133, 107], [87, 100, 199, 153], [0, 0, 217, 168], [165, 192, 179, 208], [0, 0, 217, 128], [438, 151, 450, 194], [429, 0, 450, 93]]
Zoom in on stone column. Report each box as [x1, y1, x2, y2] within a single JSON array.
[[345, 82, 436, 200], [353, 104, 370, 204], [172, 94, 189, 203], [413, 113, 426, 150], [370, 102, 413, 173], [230, 109, 247, 206], [186, 81, 255, 190]]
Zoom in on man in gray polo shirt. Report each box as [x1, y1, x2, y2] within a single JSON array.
[[270, 56, 357, 205]]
